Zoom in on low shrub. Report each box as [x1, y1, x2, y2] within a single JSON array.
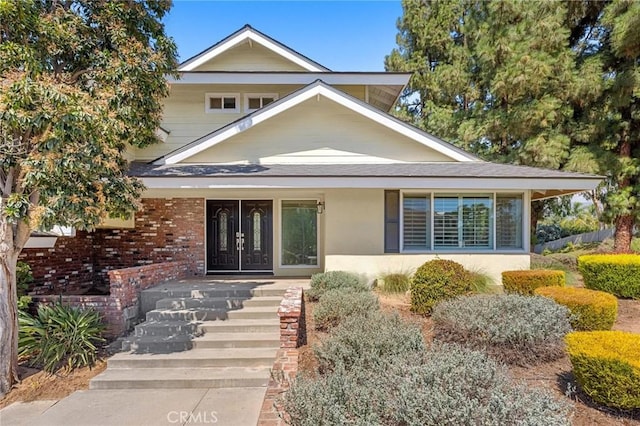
[[16, 261, 34, 297], [19, 303, 105, 373], [315, 311, 425, 373], [410, 259, 474, 315], [566, 331, 640, 410], [578, 254, 640, 299], [535, 286, 617, 331], [307, 271, 368, 301], [432, 294, 572, 365], [313, 289, 379, 331], [502, 270, 565, 295], [377, 272, 410, 294], [283, 344, 572, 426]]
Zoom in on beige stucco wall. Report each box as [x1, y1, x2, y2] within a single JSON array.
[[187, 97, 454, 164]]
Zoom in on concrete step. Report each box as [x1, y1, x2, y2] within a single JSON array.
[[227, 307, 279, 320], [107, 348, 278, 369], [198, 319, 280, 333], [154, 297, 247, 311], [242, 296, 284, 307], [90, 367, 271, 389], [122, 335, 193, 354], [134, 320, 201, 337], [192, 333, 280, 349], [145, 308, 230, 322]]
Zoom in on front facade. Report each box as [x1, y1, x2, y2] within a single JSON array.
[[23, 26, 601, 287]]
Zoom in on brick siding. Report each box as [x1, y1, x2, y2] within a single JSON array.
[[20, 198, 205, 295]]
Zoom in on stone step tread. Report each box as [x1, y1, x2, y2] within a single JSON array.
[[109, 347, 278, 362], [199, 319, 280, 327], [229, 306, 279, 312], [193, 332, 280, 341], [125, 334, 193, 343], [91, 367, 271, 382]]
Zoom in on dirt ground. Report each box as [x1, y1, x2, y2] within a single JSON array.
[[299, 291, 640, 425], [0, 360, 106, 410]]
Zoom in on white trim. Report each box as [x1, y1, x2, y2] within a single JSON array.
[[179, 28, 326, 72], [141, 176, 600, 192], [205, 93, 240, 114], [159, 82, 475, 165], [168, 72, 410, 87], [244, 93, 279, 113], [279, 198, 321, 269]]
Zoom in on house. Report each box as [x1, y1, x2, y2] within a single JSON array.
[[21, 25, 601, 289]]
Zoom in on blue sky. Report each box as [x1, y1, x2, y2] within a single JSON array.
[[164, 1, 403, 71]]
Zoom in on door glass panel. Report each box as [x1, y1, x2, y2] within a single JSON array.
[[219, 211, 228, 251], [281, 201, 318, 265], [253, 211, 261, 251]]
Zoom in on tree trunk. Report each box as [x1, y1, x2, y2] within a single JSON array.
[[614, 214, 634, 253], [0, 241, 19, 398]]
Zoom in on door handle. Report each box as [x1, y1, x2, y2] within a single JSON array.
[[241, 233, 245, 251], [236, 232, 245, 251], [236, 232, 241, 251]]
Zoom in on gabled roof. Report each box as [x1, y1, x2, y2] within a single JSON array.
[[153, 80, 478, 165], [178, 25, 330, 72]]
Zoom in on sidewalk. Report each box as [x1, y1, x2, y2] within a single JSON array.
[[0, 387, 266, 426]]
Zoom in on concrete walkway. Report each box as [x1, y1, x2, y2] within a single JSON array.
[[0, 277, 308, 426]]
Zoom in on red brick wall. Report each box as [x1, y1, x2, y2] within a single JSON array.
[[20, 198, 205, 295]]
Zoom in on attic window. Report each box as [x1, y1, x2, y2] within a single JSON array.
[[245, 93, 278, 112], [205, 93, 240, 113]]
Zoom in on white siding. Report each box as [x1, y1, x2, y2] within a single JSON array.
[[191, 40, 309, 72], [186, 96, 455, 164], [133, 85, 368, 160]]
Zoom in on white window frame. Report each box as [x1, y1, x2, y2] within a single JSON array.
[[205, 93, 240, 113], [399, 191, 527, 253], [244, 93, 279, 113]]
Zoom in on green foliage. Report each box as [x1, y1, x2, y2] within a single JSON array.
[[284, 344, 572, 426], [16, 261, 33, 297], [377, 272, 411, 294], [17, 296, 31, 312], [314, 311, 425, 373], [307, 271, 367, 301], [578, 254, 640, 299], [313, 289, 379, 331], [19, 304, 105, 373], [535, 287, 618, 331], [410, 259, 474, 315], [566, 331, 640, 410], [502, 270, 566, 295], [433, 294, 572, 366]]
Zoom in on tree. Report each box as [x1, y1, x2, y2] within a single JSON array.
[[569, 0, 640, 252], [0, 1, 177, 397]]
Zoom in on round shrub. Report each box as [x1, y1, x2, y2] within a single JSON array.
[[313, 288, 379, 331], [578, 254, 640, 299], [534, 286, 618, 331], [502, 270, 565, 295], [307, 270, 368, 301], [566, 331, 640, 410], [284, 344, 572, 426], [315, 311, 425, 373], [410, 259, 474, 315], [432, 294, 572, 365]]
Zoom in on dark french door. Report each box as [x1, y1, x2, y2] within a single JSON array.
[[206, 200, 273, 272]]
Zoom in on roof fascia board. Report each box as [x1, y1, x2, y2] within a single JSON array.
[[179, 29, 327, 72], [140, 176, 601, 191], [159, 81, 474, 165], [168, 72, 411, 86]]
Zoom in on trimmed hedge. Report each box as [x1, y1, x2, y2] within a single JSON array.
[[307, 271, 368, 301], [502, 270, 565, 295], [535, 286, 618, 331], [578, 254, 640, 299], [566, 331, 640, 410], [433, 294, 572, 366], [313, 288, 379, 331], [410, 259, 474, 315]]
